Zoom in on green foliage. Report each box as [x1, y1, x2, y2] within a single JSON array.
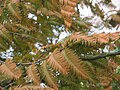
[[0, 0, 120, 90]]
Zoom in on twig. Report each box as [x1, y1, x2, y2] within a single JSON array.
[[81, 50, 120, 60]]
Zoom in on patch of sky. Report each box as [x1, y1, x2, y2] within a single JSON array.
[[0, 46, 14, 59], [28, 13, 37, 20]]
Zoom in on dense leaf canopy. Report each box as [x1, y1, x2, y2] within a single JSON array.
[[0, 0, 120, 90]]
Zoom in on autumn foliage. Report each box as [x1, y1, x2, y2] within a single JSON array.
[[0, 0, 120, 90]]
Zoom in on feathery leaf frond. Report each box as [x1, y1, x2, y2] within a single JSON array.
[[40, 61, 58, 90], [7, 3, 21, 20], [27, 63, 40, 85], [12, 85, 53, 90], [60, 0, 79, 28], [0, 59, 22, 79], [65, 32, 120, 46], [61, 48, 93, 81], [47, 48, 69, 75]]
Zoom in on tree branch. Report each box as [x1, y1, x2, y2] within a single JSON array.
[[1, 50, 120, 64], [80, 50, 120, 60]]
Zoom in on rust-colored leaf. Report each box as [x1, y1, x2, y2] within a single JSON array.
[[27, 63, 41, 85], [0, 59, 22, 79], [47, 48, 69, 75], [0, 8, 3, 16]]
